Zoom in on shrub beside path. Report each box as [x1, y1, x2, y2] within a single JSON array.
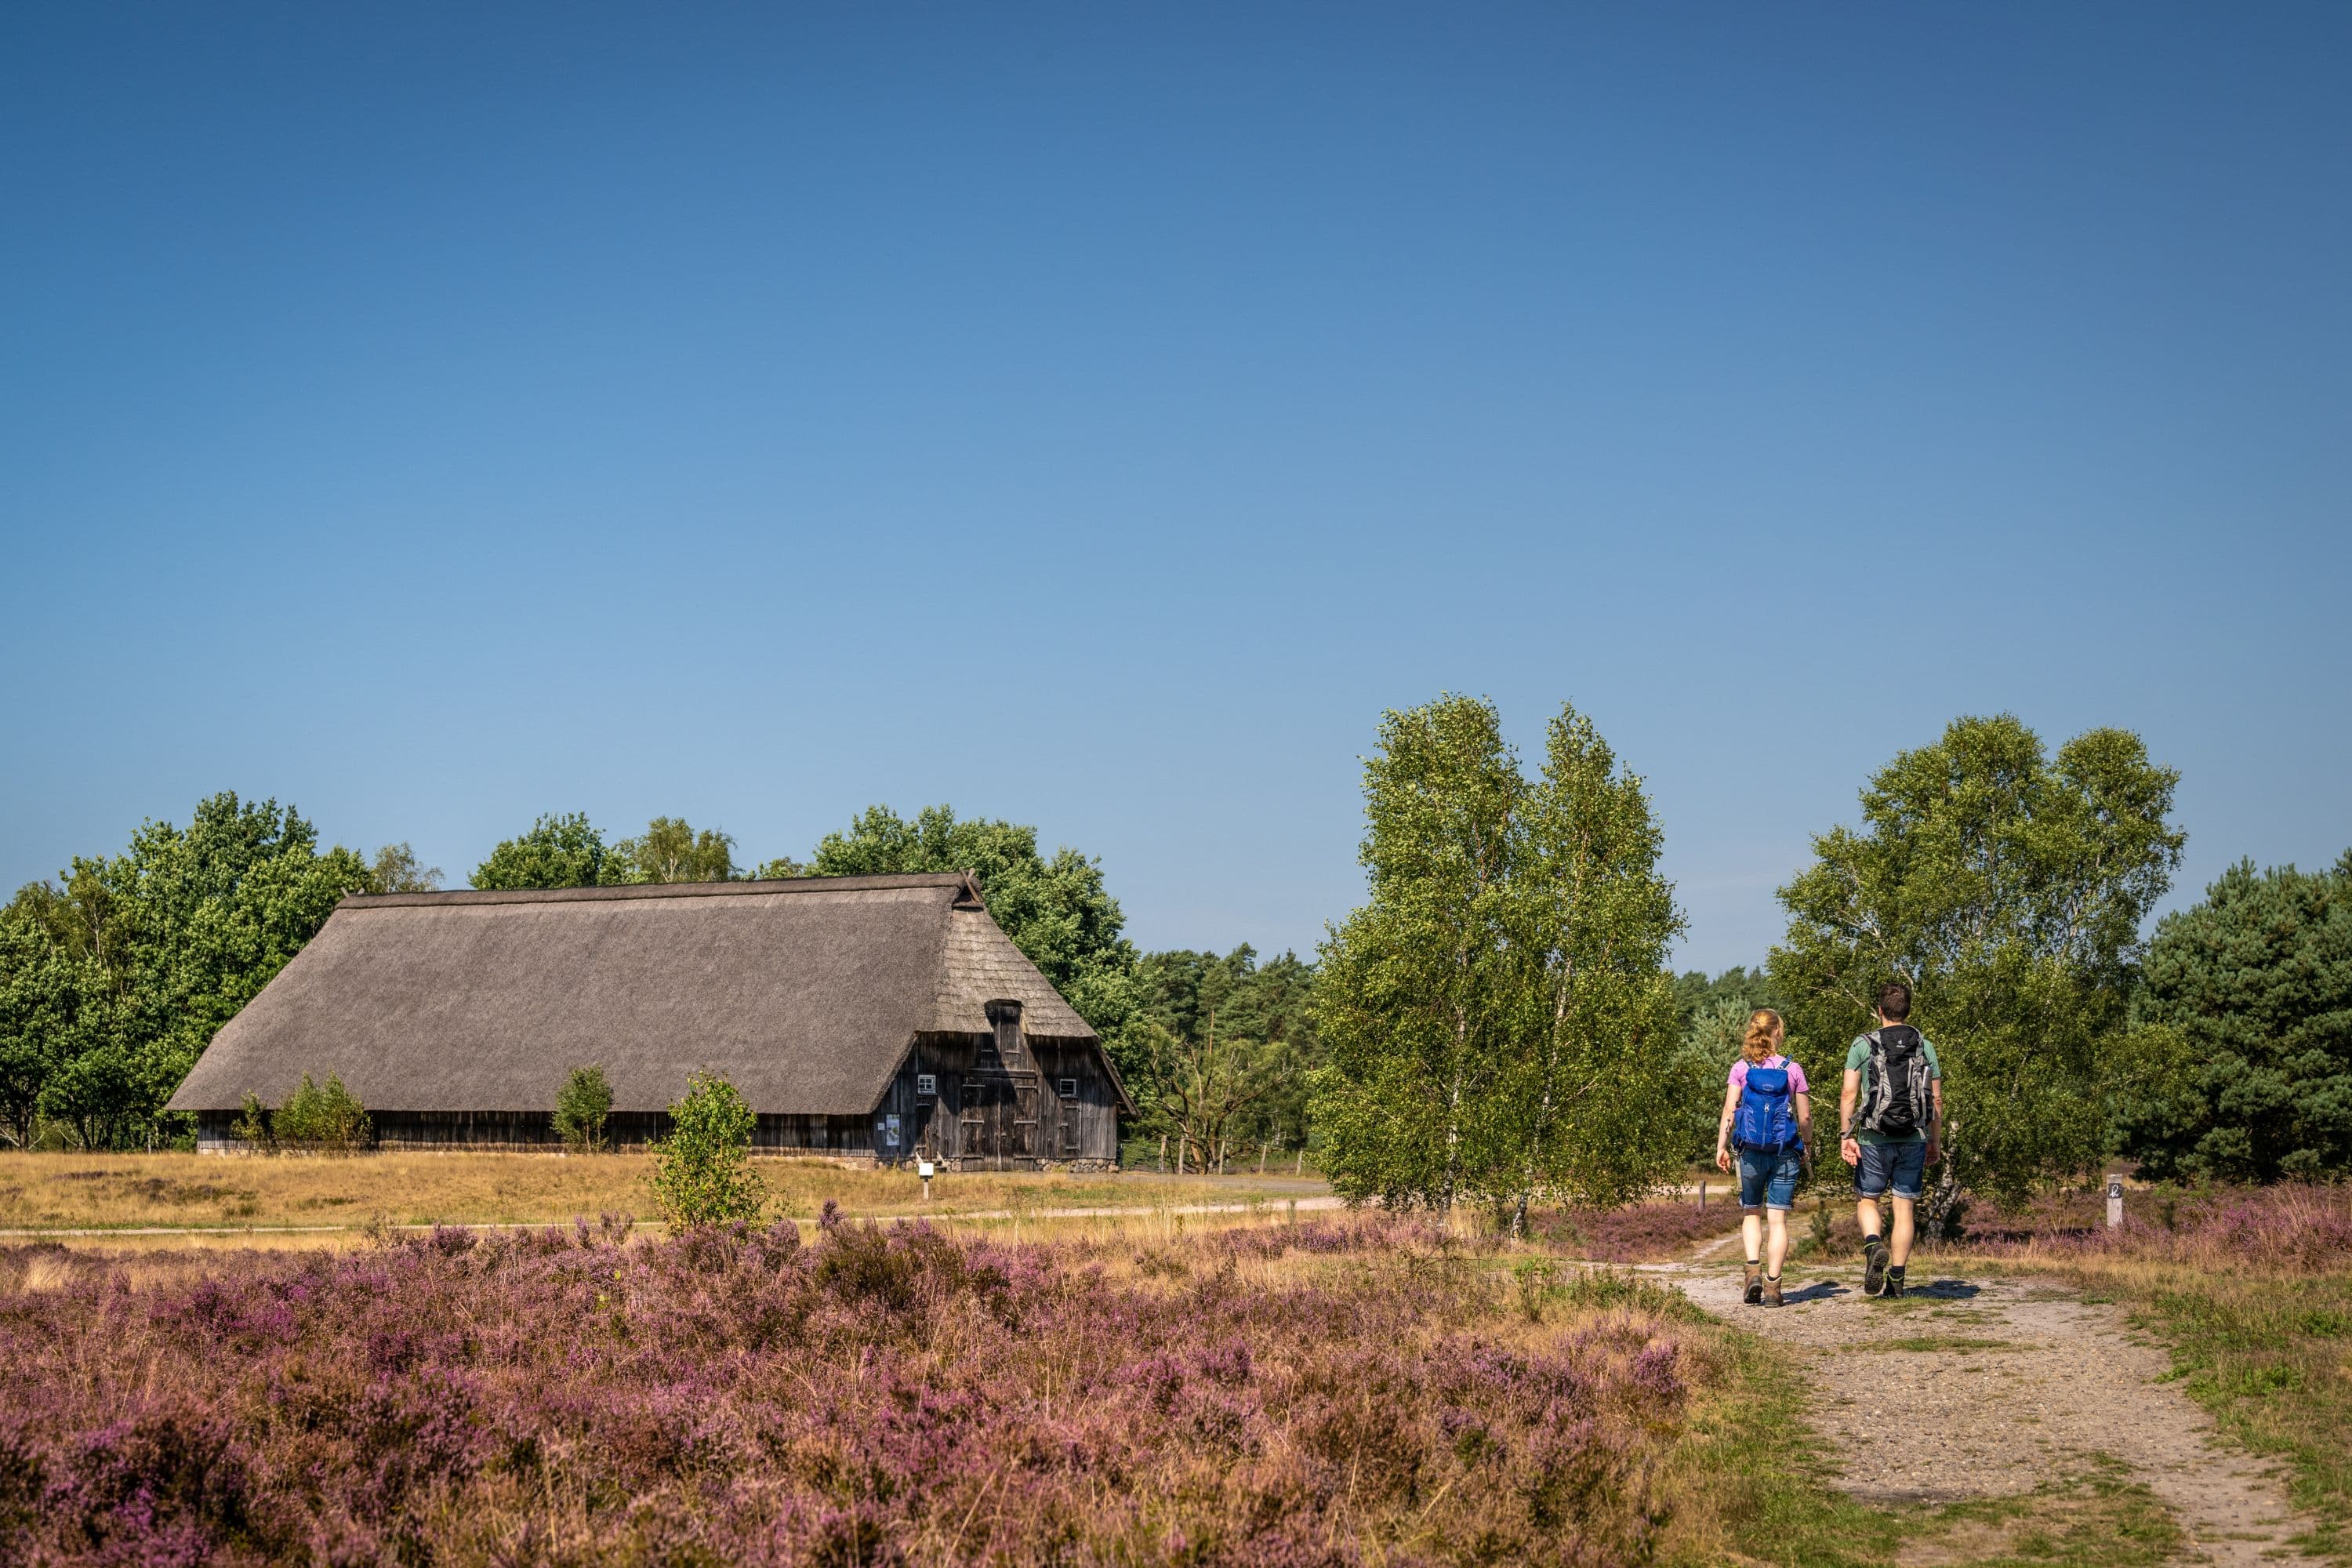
[[1662, 1245, 2328, 1566]]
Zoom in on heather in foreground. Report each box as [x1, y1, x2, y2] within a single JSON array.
[[0, 1216, 1707, 1566]]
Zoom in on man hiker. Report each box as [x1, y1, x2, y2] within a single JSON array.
[[1838, 981, 1943, 1298]]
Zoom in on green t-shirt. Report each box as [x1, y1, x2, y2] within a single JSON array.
[[1844, 1033, 1940, 1145]]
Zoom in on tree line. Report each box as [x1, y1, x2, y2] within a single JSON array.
[[3, 711, 2343, 1205], [0, 797, 1320, 1156], [1313, 698, 2348, 1228]]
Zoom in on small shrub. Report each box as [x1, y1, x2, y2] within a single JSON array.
[[552, 1065, 614, 1152], [650, 1073, 764, 1230], [231, 1093, 274, 1152], [243, 1075, 371, 1153]]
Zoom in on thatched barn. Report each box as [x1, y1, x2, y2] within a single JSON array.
[[165, 872, 1130, 1168]]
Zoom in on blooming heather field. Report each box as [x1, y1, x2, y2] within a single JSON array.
[[0, 1214, 1723, 1566], [1955, 1181, 2352, 1275]]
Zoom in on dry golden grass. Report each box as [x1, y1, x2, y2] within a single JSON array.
[[0, 1150, 1328, 1240]]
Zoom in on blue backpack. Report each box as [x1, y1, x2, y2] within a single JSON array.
[[1733, 1058, 1802, 1152]]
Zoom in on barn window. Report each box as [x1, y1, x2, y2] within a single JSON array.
[[916, 1073, 936, 1098], [1058, 1078, 1078, 1100]]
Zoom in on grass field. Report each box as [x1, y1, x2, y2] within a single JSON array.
[[0, 1150, 1330, 1239]]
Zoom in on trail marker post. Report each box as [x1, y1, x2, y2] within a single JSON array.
[[2106, 1173, 2125, 1229], [918, 1160, 935, 1203]]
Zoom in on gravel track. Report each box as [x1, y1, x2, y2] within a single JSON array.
[[1664, 1244, 2326, 1566]]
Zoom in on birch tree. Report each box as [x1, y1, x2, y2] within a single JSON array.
[[1770, 714, 2183, 1213], [1310, 697, 1683, 1215], [1490, 706, 1683, 1228]]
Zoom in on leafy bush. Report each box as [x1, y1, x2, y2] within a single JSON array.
[[242, 1073, 371, 1152], [552, 1065, 614, 1152], [649, 1072, 764, 1229], [231, 1091, 273, 1151]]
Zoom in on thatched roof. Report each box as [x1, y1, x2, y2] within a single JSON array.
[[165, 873, 1100, 1116]]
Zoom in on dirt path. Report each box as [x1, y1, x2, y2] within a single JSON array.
[[1664, 1248, 2326, 1566]]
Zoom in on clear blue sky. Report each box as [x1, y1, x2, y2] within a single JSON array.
[[4, 5, 2347, 971]]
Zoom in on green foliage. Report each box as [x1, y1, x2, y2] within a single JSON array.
[[2120, 851, 2352, 1181], [232, 1091, 272, 1150], [611, 818, 738, 884], [554, 1064, 615, 1152], [471, 812, 618, 891], [5, 793, 369, 1149], [0, 909, 100, 1147], [269, 1072, 372, 1151], [1770, 714, 2183, 1205], [751, 855, 804, 880], [1135, 945, 1319, 1157], [1310, 696, 1685, 1218], [809, 804, 1143, 1053], [651, 1073, 765, 1229], [1131, 1017, 1285, 1171], [365, 843, 442, 894]]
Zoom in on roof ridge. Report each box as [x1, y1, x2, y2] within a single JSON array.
[[346, 872, 981, 911]]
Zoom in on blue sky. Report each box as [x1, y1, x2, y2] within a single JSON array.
[[3, 5, 2347, 971]]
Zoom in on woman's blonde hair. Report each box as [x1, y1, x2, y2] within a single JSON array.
[[1740, 1008, 1784, 1064]]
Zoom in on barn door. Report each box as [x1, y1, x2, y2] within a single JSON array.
[[1011, 1081, 1039, 1163]]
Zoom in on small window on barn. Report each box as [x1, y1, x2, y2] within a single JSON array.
[[916, 1073, 937, 1098], [1058, 1078, 1078, 1100]]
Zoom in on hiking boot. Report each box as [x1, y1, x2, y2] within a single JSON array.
[[1862, 1239, 1889, 1298], [1743, 1263, 1762, 1305], [1882, 1274, 1905, 1300], [1761, 1275, 1784, 1308]]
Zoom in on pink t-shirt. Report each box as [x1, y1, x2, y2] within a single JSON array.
[[1728, 1054, 1809, 1094]]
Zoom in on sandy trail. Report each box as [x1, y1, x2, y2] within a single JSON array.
[[1663, 1247, 2325, 1566]]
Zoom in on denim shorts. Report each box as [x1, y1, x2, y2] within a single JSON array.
[[1737, 1147, 1802, 1214], [1855, 1139, 1928, 1200]]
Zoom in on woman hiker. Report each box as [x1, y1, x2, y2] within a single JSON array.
[[1715, 1007, 1812, 1306]]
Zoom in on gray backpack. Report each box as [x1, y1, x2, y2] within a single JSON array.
[[1859, 1026, 1933, 1138]]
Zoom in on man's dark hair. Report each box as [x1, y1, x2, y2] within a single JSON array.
[[1877, 982, 1912, 1021]]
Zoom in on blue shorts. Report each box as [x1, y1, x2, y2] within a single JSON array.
[[1856, 1140, 1928, 1200], [1737, 1147, 1802, 1214]]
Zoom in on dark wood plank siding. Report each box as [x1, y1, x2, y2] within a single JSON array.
[[198, 1108, 885, 1156], [893, 1033, 1121, 1169]]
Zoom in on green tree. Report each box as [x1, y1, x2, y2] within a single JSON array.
[[1312, 697, 1519, 1210], [471, 813, 617, 891], [1310, 697, 1684, 1218], [47, 794, 370, 1148], [2121, 851, 2352, 1181], [1131, 1015, 1283, 1171], [0, 910, 97, 1147], [1137, 945, 1320, 1157], [1489, 704, 1685, 1225], [1770, 715, 2183, 1210], [752, 855, 804, 880], [651, 1073, 766, 1229], [269, 1072, 372, 1151], [611, 818, 738, 884], [366, 843, 443, 893], [554, 1064, 616, 1152], [808, 805, 1143, 1057]]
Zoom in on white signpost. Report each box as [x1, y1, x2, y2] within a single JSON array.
[[2106, 1173, 2125, 1229], [917, 1159, 935, 1202]]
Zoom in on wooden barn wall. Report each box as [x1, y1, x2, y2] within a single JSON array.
[[196, 1109, 884, 1156], [885, 1032, 1122, 1170]]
